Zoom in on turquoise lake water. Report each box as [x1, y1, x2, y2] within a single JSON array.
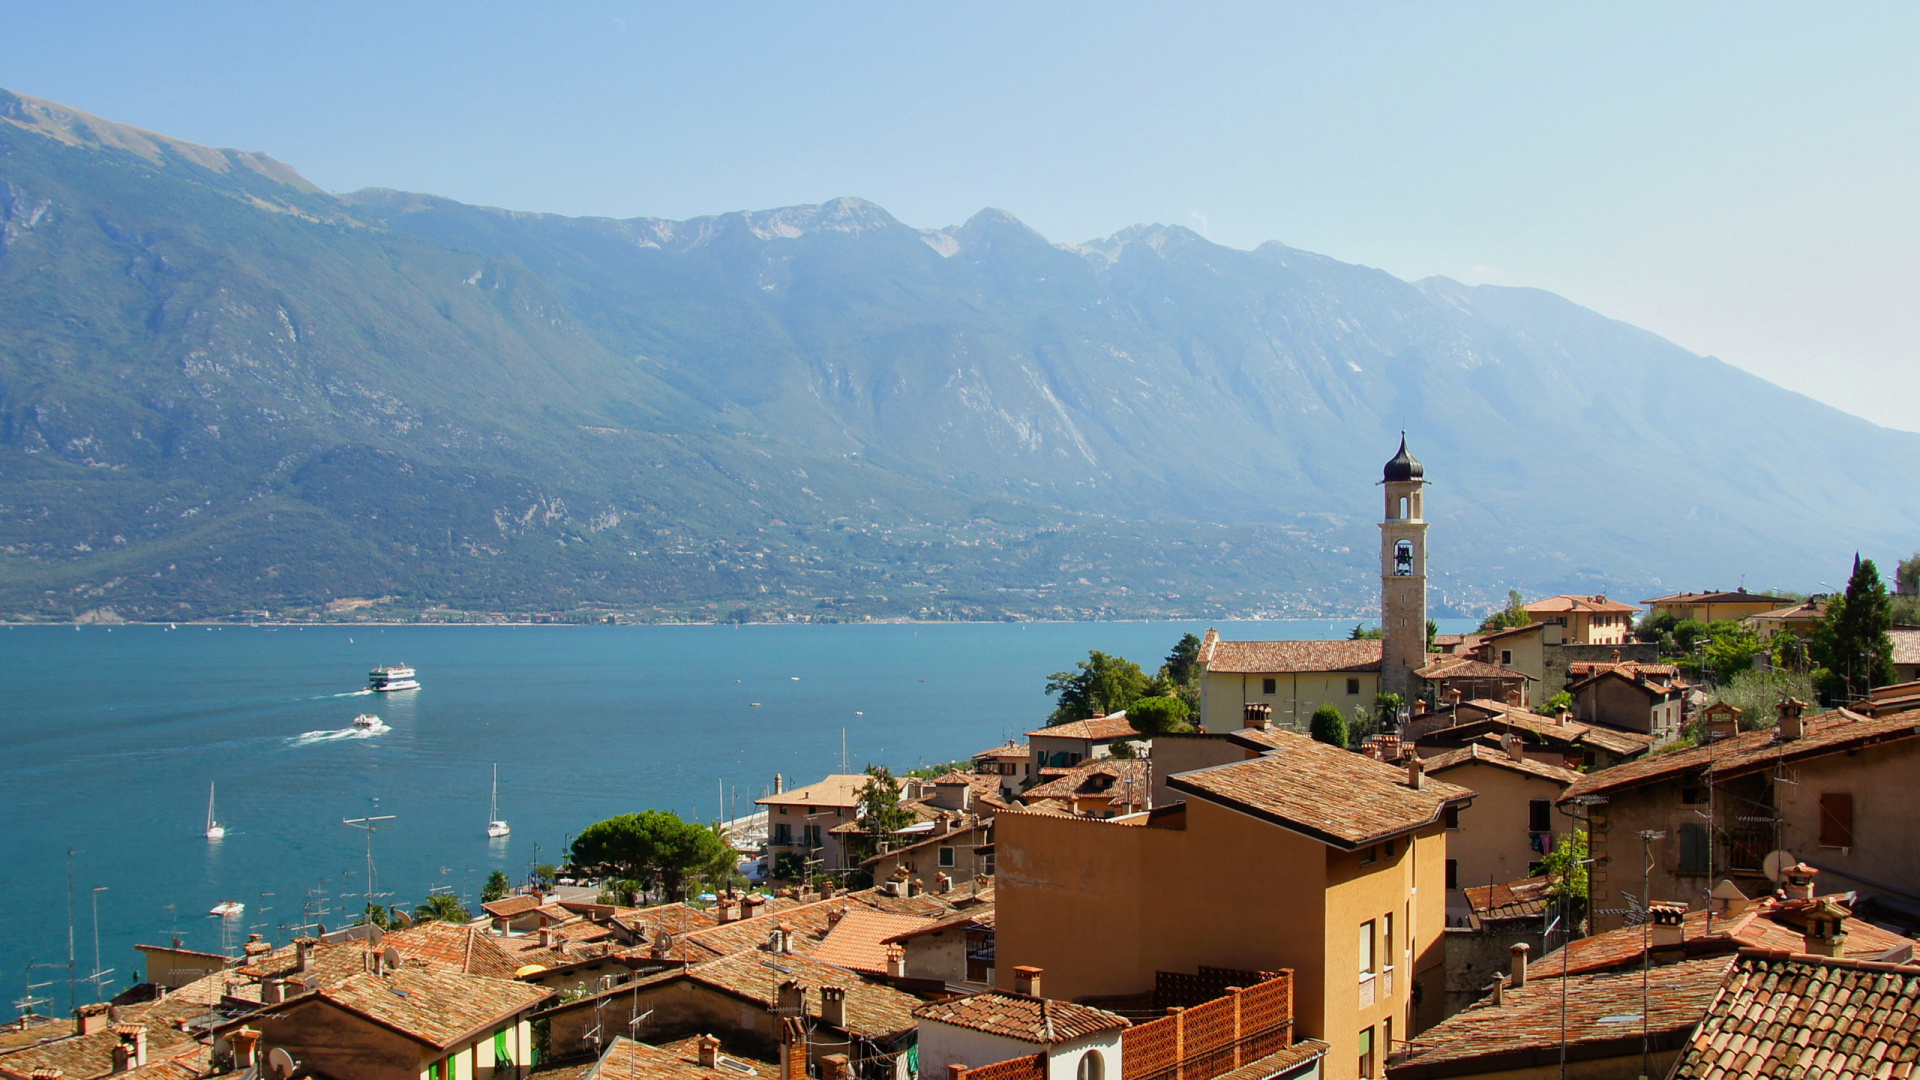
[[0, 619, 1470, 1011]]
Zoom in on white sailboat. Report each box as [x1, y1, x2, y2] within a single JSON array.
[[487, 764, 510, 838], [205, 782, 226, 840]]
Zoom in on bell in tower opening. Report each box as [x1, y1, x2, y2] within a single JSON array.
[[1379, 435, 1429, 702]]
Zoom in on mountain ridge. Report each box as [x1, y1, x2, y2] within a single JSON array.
[[1, 87, 1913, 621]]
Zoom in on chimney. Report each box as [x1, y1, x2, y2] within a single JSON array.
[[295, 938, 315, 972], [950, 1066, 969, 1080], [230, 1029, 260, 1070], [1448, 688, 1462, 706], [716, 898, 737, 924], [826, 908, 846, 931], [886, 945, 906, 978], [936, 872, 952, 894], [1013, 966, 1042, 997], [539, 927, 555, 949], [1803, 898, 1851, 958], [1782, 862, 1819, 901], [697, 1034, 721, 1069], [1650, 902, 1687, 949], [262, 978, 285, 1005], [777, 979, 807, 1016], [1505, 689, 1523, 706], [1407, 757, 1425, 791], [820, 881, 835, 899], [1778, 698, 1807, 740], [1415, 698, 1430, 716], [110, 1025, 148, 1070], [741, 895, 764, 920], [111, 1045, 133, 1074], [774, 773, 785, 795], [1509, 943, 1529, 989], [1611, 649, 1623, 663], [777, 923, 797, 954], [822, 1055, 850, 1080], [909, 878, 923, 897], [75, 1003, 111, 1036], [780, 1018, 808, 1080], [820, 985, 847, 1029], [1243, 702, 1272, 731], [1501, 732, 1522, 762]]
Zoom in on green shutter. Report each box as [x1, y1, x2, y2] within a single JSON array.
[[495, 1028, 510, 1064]]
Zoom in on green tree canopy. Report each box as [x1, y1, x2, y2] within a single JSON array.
[[1349, 624, 1384, 640], [1540, 831, 1588, 929], [1046, 650, 1151, 724], [1160, 633, 1203, 686], [1478, 589, 1532, 633], [1309, 704, 1348, 748], [1108, 739, 1139, 760], [1811, 557, 1898, 703], [414, 892, 472, 924], [1127, 694, 1194, 735], [1897, 553, 1920, 597], [569, 809, 737, 901], [1534, 690, 1573, 717], [481, 870, 511, 903]]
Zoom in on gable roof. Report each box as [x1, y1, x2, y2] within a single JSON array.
[[810, 911, 938, 974], [382, 921, 523, 980], [483, 894, 544, 919], [973, 741, 1029, 760], [755, 774, 869, 809], [1022, 759, 1150, 800], [560, 1037, 777, 1080], [1524, 595, 1639, 615], [1026, 714, 1138, 741], [857, 818, 991, 869], [1669, 950, 1920, 1079], [1391, 956, 1730, 1078], [1415, 656, 1537, 682], [1167, 729, 1473, 849], [1464, 877, 1553, 923], [913, 992, 1128, 1043], [1562, 707, 1920, 801], [1197, 638, 1382, 675], [1565, 667, 1685, 699], [1529, 895, 1918, 978], [305, 967, 549, 1049], [1642, 591, 1794, 607], [882, 908, 994, 945], [1423, 744, 1582, 786]]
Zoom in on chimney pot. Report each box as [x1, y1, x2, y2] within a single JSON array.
[[822, 1055, 850, 1080], [936, 873, 952, 893], [75, 1004, 110, 1036], [262, 978, 285, 1005], [698, 1034, 721, 1068], [826, 908, 846, 930], [1782, 862, 1819, 901], [886, 945, 906, 978], [1244, 702, 1272, 731], [1509, 942, 1530, 988], [231, 1029, 260, 1069], [821, 985, 848, 1028], [539, 927, 555, 949], [949, 1066, 969, 1080], [1650, 902, 1687, 948], [1407, 757, 1425, 791], [1013, 966, 1042, 997], [1778, 698, 1807, 740]]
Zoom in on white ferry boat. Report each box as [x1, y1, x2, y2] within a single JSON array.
[[367, 665, 419, 692]]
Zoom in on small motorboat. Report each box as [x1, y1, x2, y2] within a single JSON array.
[[352, 714, 381, 730], [209, 900, 245, 918]]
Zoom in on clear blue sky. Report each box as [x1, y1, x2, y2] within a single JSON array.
[[7, 2, 1917, 431]]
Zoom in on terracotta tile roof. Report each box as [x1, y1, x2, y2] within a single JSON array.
[[1749, 600, 1827, 623], [755, 775, 869, 809], [1390, 956, 1731, 1078], [913, 992, 1128, 1042], [311, 967, 549, 1049], [882, 908, 994, 945], [1670, 950, 1920, 1079], [1416, 656, 1536, 682], [1643, 591, 1795, 606], [654, 1036, 776, 1079], [483, 894, 544, 919], [1565, 660, 1680, 681], [1465, 877, 1553, 922], [1530, 896, 1918, 979], [1212, 1041, 1330, 1080], [383, 921, 522, 979], [856, 819, 990, 868], [1409, 701, 1654, 759], [1423, 744, 1582, 786], [810, 911, 938, 974], [1562, 707, 1920, 801], [973, 742, 1030, 760], [665, 888, 970, 963], [1524, 595, 1640, 615], [552, 949, 922, 1039], [545, 1037, 776, 1080], [1476, 623, 1544, 643], [1197, 638, 1382, 675], [1021, 759, 1150, 800], [612, 902, 719, 941], [120, 1045, 218, 1080], [1025, 714, 1138, 741], [1166, 729, 1472, 849], [0, 1024, 199, 1080], [1565, 667, 1686, 699]]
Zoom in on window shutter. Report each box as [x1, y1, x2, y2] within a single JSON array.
[[1820, 793, 1855, 848], [1679, 823, 1709, 873]]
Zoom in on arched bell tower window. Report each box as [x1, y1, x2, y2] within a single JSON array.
[[1397, 496, 1409, 520], [1077, 1050, 1105, 1080], [1394, 540, 1414, 576]]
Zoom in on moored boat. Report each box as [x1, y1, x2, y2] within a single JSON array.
[[209, 900, 244, 918]]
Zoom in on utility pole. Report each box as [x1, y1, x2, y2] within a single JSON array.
[[89, 887, 113, 1004], [1639, 830, 1667, 1080]]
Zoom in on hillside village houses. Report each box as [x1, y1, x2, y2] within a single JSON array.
[[17, 438, 1920, 1080]]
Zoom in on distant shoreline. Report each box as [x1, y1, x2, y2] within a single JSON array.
[[6, 615, 1383, 628]]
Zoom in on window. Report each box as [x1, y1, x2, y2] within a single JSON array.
[[1347, 678, 1361, 696], [494, 1028, 512, 1066], [1444, 806, 1460, 830], [1820, 793, 1855, 849], [1262, 677, 1277, 695], [1383, 913, 1394, 978], [803, 824, 822, 848], [1394, 540, 1414, 576], [1359, 920, 1376, 975], [1383, 1018, 1394, 1066], [984, 850, 996, 876], [772, 823, 792, 845], [1679, 823, 1710, 874], [1359, 846, 1378, 867], [1529, 800, 1553, 833], [1500, 649, 1513, 666], [1682, 786, 1709, 805], [1076, 1050, 1105, 1080], [1445, 859, 1459, 890], [938, 846, 956, 867], [1358, 1026, 1375, 1078]]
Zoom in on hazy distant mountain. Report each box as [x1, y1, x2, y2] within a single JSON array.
[[2, 87, 1913, 621]]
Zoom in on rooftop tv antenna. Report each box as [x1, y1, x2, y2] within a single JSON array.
[[87, 886, 114, 1003], [341, 814, 397, 930]]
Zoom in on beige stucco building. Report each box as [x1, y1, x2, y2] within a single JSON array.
[[1520, 595, 1638, 645], [1423, 744, 1580, 925], [1196, 634, 1381, 732], [1641, 589, 1795, 624]]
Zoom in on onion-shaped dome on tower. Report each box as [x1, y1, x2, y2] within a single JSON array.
[[1382, 435, 1424, 483]]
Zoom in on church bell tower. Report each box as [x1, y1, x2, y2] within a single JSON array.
[[1380, 436, 1428, 703]]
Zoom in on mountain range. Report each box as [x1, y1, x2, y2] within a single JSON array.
[[2, 87, 1915, 622]]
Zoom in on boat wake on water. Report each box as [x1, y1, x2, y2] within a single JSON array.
[[288, 718, 389, 746], [313, 689, 375, 699]]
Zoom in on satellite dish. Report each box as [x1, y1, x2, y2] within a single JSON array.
[[391, 909, 413, 928], [268, 1047, 295, 1079], [365, 925, 384, 946], [383, 946, 404, 970], [1763, 850, 1797, 883]]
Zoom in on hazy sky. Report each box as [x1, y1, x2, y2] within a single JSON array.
[[7, 2, 1917, 431]]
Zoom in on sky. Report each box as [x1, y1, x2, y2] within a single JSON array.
[[5, 2, 1917, 431]]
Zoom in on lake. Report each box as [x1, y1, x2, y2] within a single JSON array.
[[0, 618, 1469, 1012]]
